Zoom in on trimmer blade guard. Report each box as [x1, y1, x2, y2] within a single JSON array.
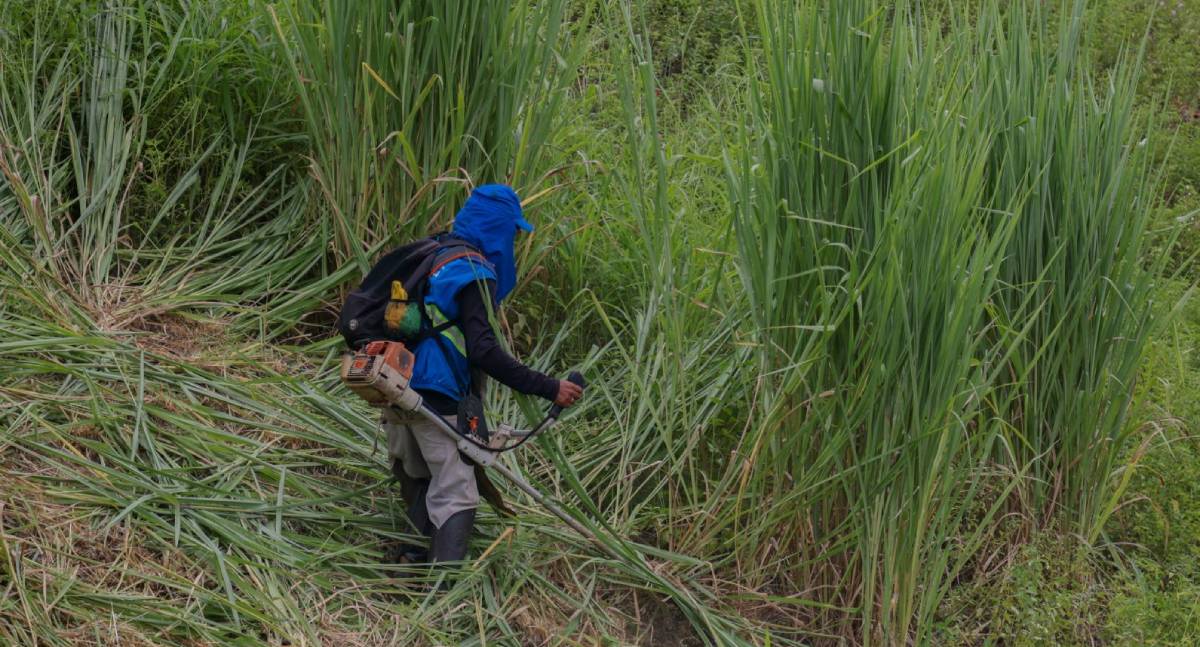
[[340, 341, 422, 411]]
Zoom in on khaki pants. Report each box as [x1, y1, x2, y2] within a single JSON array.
[[382, 409, 478, 528]]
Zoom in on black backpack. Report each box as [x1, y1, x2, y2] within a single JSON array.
[[337, 234, 486, 350]]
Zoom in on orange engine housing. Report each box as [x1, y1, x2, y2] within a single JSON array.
[[357, 340, 413, 379], [340, 341, 419, 409]]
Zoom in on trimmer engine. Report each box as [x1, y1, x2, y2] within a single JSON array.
[[340, 341, 422, 411]]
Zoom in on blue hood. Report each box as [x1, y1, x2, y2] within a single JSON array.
[[450, 184, 533, 303]]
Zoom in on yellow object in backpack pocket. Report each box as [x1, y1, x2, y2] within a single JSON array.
[[384, 281, 422, 336], [384, 281, 407, 330]]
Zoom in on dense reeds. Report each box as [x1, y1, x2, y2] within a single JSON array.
[[725, 0, 1162, 641], [268, 0, 578, 272], [974, 2, 1165, 541], [0, 0, 1165, 644]]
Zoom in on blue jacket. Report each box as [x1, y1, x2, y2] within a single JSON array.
[[409, 185, 534, 401]]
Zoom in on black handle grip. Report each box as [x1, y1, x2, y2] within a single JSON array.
[[548, 371, 587, 418]]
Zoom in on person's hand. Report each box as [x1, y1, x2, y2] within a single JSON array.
[[554, 379, 584, 408]]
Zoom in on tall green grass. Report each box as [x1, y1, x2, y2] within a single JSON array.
[[268, 0, 580, 274], [974, 1, 1166, 541], [726, 0, 1161, 641], [0, 1, 320, 335]]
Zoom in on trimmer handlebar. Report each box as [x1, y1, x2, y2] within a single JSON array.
[[548, 371, 587, 419], [343, 342, 587, 454], [412, 369, 586, 465]]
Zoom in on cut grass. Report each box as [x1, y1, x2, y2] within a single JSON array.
[[0, 304, 770, 644]]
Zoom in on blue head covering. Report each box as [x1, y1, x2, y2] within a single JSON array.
[[450, 184, 533, 303], [411, 185, 532, 400]]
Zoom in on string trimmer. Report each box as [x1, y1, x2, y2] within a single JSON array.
[[340, 340, 620, 560]]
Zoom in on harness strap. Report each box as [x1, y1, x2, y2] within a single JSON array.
[[428, 249, 488, 278]]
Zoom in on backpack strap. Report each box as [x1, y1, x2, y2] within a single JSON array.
[[428, 249, 488, 278], [415, 240, 490, 333], [419, 241, 491, 334], [428, 234, 490, 276]]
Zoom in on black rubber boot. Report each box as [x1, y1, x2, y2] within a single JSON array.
[[400, 479, 434, 539], [386, 460, 433, 564], [430, 508, 475, 563]]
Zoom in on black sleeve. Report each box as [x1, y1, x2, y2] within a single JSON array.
[[456, 280, 560, 401]]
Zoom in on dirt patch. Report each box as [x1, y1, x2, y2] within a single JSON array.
[[1176, 98, 1200, 124], [127, 312, 229, 364], [629, 589, 706, 647], [509, 603, 566, 645]]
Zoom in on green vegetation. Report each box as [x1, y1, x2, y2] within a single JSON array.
[[2, 0, 1199, 645]]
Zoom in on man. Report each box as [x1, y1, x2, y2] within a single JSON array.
[[383, 184, 582, 567]]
